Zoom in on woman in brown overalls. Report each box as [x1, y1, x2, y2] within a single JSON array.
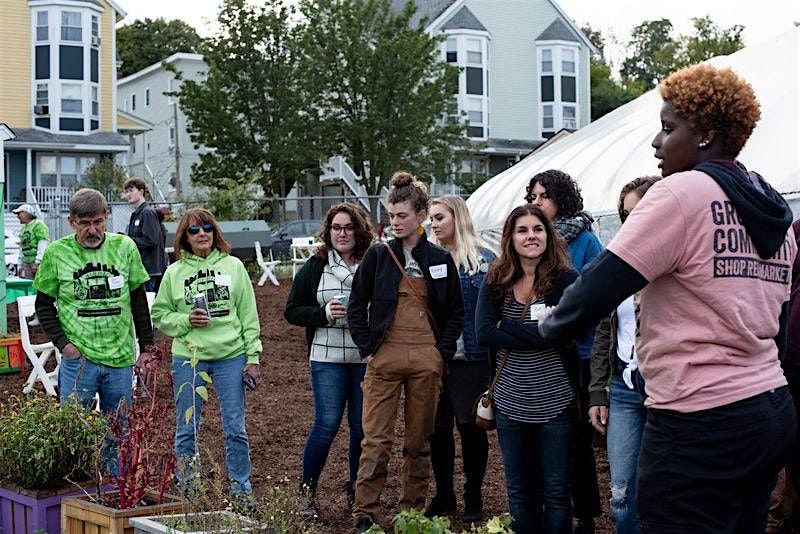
[[347, 172, 465, 533]]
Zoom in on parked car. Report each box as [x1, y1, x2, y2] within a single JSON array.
[[270, 220, 322, 258], [5, 230, 20, 276]]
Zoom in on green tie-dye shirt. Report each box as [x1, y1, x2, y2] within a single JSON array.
[[19, 219, 49, 264], [34, 233, 150, 367]]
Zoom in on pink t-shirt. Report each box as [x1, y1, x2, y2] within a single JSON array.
[[608, 170, 796, 412]]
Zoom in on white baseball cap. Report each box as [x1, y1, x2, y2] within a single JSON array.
[[12, 204, 36, 216]]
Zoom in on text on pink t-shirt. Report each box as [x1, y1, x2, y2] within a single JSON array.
[[607, 170, 796, 412]]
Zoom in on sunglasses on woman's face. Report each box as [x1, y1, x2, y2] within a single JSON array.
[[187, 223, 214, 235]]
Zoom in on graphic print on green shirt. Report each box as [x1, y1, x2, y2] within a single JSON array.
[[183, 268, 232, 318], [19, 219, 49, 264], [34, 233, 150, 367]]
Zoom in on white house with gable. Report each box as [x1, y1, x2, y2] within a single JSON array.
[[117, 52, 206, 199]]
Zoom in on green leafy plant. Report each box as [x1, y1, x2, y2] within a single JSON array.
[[0, 394, 106, 489], [367, 510, 514, 534]]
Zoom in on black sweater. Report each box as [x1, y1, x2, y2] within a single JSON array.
[[347, 234, 464, 360], [283, 255, 328, 355]]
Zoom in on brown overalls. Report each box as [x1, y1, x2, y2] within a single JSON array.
[[353, 277, 444, 523]]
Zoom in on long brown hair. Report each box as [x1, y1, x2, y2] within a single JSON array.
[[485, 204, 569, 303], [316, 202, 374, 261], [174, 208, 232, 259]]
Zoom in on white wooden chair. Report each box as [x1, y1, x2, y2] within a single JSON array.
[[255, 241, 280, 287], [18, 295, 60, 396], [291, 237, 320, 279]]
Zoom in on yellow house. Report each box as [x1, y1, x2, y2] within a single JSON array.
[[0, 0, 128, 206]]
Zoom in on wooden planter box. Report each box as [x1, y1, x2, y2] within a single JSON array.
[[130, 511, 257, 533], [61, 491, 183, 534], [0, 483, 90, 534]]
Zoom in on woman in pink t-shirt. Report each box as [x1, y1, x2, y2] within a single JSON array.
[[541, 64, 796, 532]]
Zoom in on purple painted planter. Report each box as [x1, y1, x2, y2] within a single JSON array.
[[0, 484, 90, 534]]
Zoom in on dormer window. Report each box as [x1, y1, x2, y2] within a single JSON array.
[[443, 32, 489, 140], [61, 11, 81, 42], [537, 44, 580, 138]]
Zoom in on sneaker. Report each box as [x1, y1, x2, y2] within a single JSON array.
[[355, 517, 374, 533], [345, 481, 356, 511], [425, 494, 457, 518]]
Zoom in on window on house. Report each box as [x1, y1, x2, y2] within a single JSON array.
[[91, 15, 99, 39], [60, 156, 78, 188], [542, 104, 554, 130], [59, 45, 83, 79], [446, 38, 457, 63], [561, 75, 576, 103], [35, 46, 50, 79], [131, 93, 136, 111], [61, 83, 82, 113], [145, 88, 150, 106], [36, 11, 49, 41], [466, 39, 482, 64], [541, 49, 552, 73], [61, 11, 81, 42], [36, 84, 49, 107], [169, 126, 175, 147], [39, 156, 57, 187], [90, 48, 98, 82], [467, 97, 484, 138], [466, 67, 483, 95], [562, 48, 575, 73], [539, 45, 580, 136], [563, 106, 576, 129], [91, 86, 98, 116]]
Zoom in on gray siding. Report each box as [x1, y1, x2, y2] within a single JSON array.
[[434, 0, 591, 143]]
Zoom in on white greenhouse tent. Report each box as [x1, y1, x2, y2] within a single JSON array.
[[467, 27, 800, 245]]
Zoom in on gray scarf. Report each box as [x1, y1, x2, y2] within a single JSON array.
[[554, 210, 595, 243]]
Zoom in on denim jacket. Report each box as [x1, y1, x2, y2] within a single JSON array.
[[460, 247, 495, 361]]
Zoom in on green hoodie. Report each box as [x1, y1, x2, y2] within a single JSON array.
[[151, 249, 262, 364]]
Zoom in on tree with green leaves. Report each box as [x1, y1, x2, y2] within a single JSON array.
[[300, 0, 466, 214], [581, 25, 643, 120], [174, 0, 326, 199], [621, 17, 745, 91], [117, 18, 203, 78], [83, 156, 127, 200]]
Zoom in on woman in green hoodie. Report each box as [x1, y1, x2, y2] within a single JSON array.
[[151, 208, 262, 498]]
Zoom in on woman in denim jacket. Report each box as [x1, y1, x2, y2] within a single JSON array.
[[427, 196, 495, 523]]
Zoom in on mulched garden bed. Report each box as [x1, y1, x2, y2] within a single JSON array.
[[3, 282, 614, 533]]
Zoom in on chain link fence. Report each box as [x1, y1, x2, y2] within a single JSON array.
[[7, 191, 800, 245]]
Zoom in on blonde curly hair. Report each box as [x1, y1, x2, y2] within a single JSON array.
[[659, 64, 761, 157]]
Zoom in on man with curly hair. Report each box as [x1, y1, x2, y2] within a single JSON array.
[[540, 63, 796, 532]]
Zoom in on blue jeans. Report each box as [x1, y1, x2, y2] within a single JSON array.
[[607, 373, 647, 534], [302, 361, 366, 494], [495, 407, 577, 534], [59, 355, 133, 472], [172, 354, 252, 495]]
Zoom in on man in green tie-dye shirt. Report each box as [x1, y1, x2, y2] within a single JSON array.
[[34, 189, 152, 416]]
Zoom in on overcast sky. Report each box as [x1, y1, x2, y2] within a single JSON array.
[[120, 0, 799, 69]]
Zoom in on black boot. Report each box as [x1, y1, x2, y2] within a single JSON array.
[[345, 481, 356, 512]]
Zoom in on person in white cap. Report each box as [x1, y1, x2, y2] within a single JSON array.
[[13, 204, 49, 280]]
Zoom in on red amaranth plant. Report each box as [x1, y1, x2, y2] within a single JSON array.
[[104, 344, 176, 508]]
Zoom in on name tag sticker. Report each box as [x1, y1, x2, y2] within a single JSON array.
[[134, 219, 141, 226], [215, 274, 232, 286], [429, 264, 447, 279], [531, 303, 546, 322], [108, 275, 125, 290]]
